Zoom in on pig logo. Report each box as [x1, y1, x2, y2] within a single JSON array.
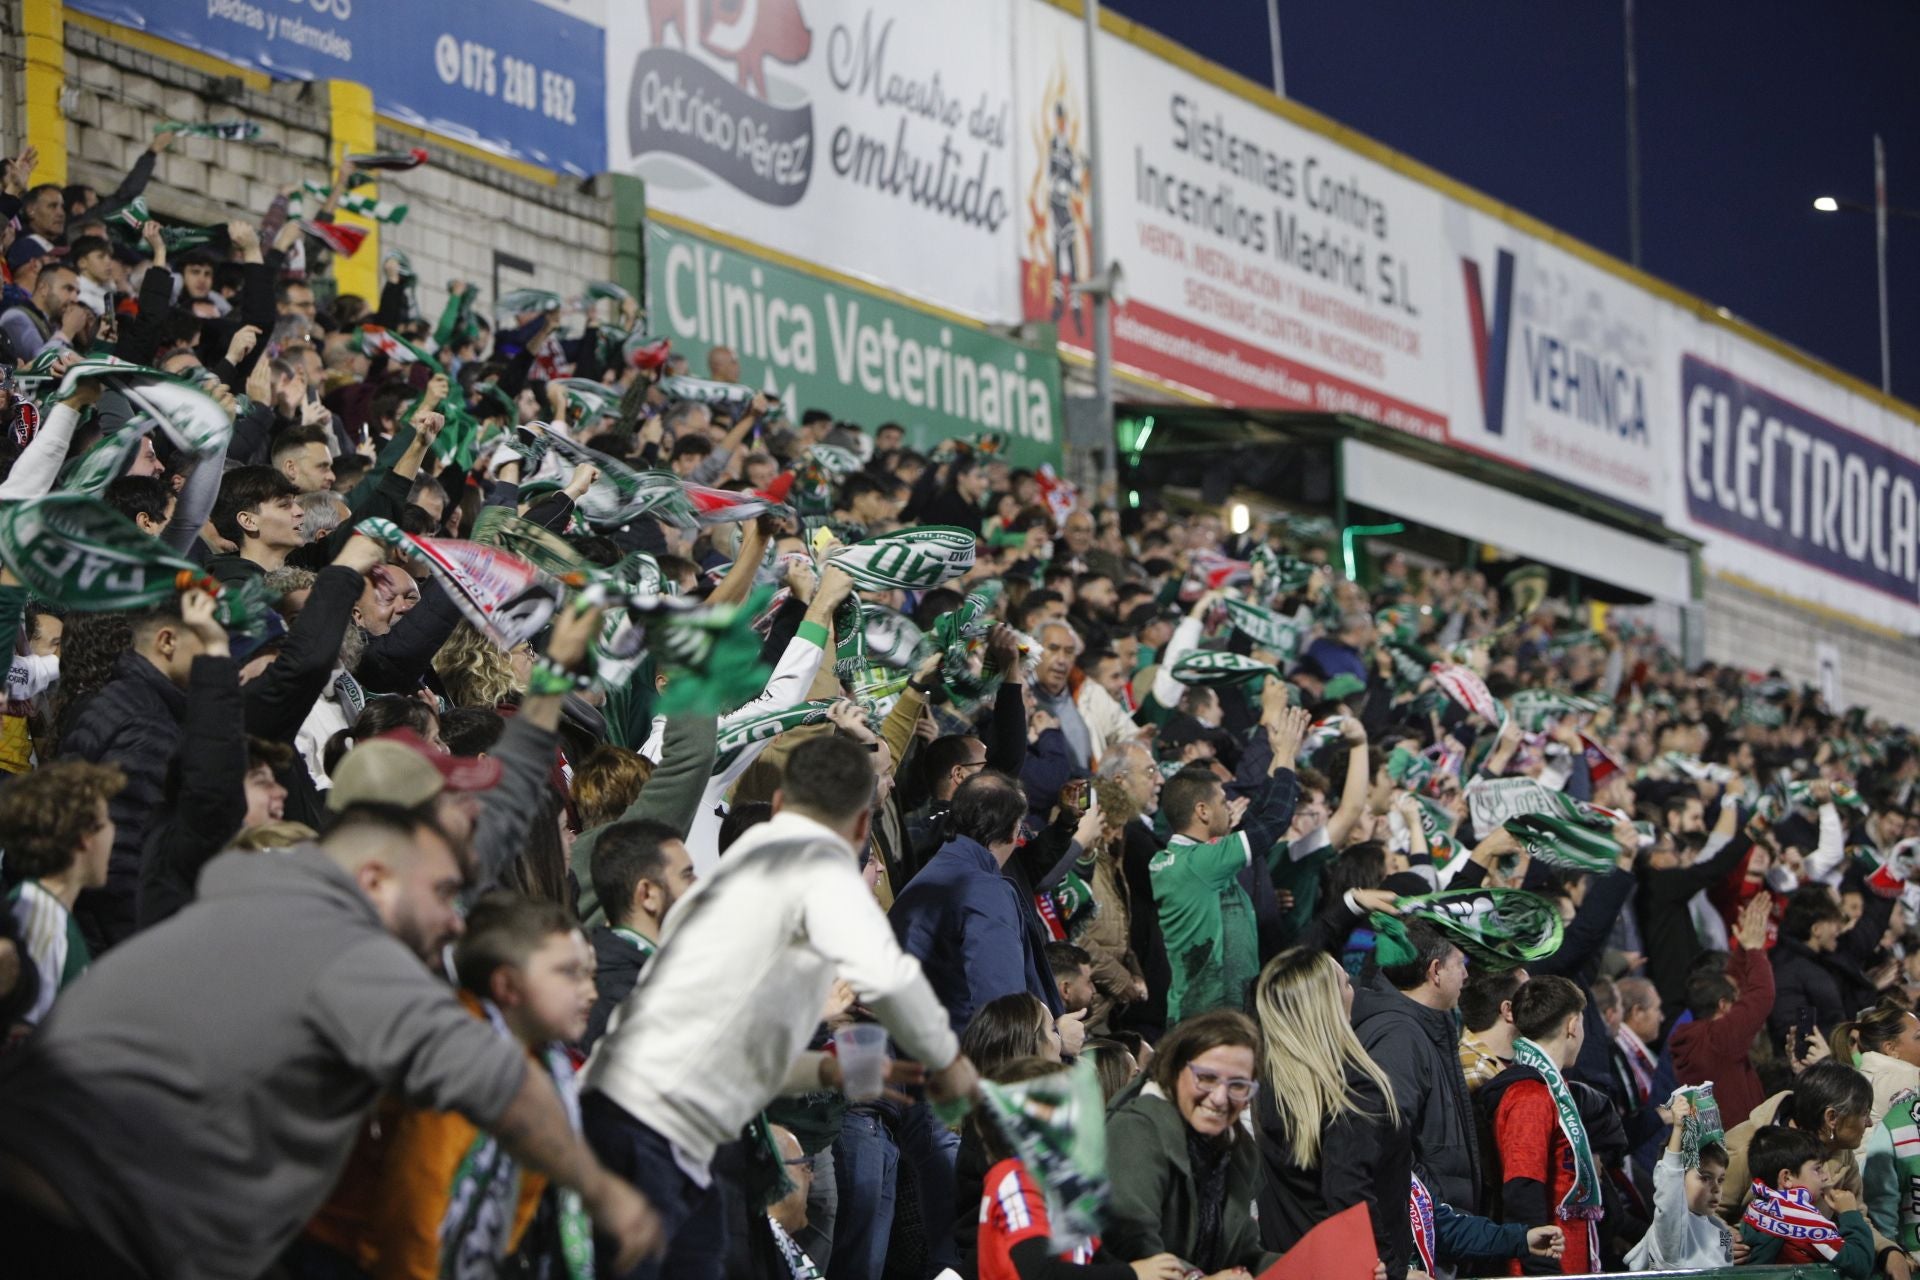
[[627, 0, 816, 205], [647, 0, 813, 100]]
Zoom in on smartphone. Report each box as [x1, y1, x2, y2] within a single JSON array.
[[1793, 1009, 1818, 1061]]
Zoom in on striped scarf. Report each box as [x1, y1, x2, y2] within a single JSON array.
[[1742, 1181, 1843, 1259]]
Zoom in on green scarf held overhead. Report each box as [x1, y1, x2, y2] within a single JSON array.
[[651, 588, 776, 717], [157, 119, 261, 141], [1248, 543, 1315, 595], [831, 594, 867, 682], [555, 377, 620, 424], [1511, 1036, 1604, 1236], [828, 527, 977, 593], [861, 604, 935, 671], [538, 433, 694, 530], [1221, 596, 1304, 659], [1504, 812, 1623, 874], [469, 507, 589, 578], [977, 1058, 1108, 1253], [0, 494, 265, 630], [932, 579, 1006, 701], [1371, 887, 1564, 972], [1670, 1083, 1724, 1170], [1169, 649, 1276, 686], [60, 419, 158, 495], [497, 288, 562, 316], [1509, 689, 1604, 733], [287, 180, 408, 225], [1386, 745, 1435, 791], [655, 375, 758, 415], [712, 700, 838, 775]]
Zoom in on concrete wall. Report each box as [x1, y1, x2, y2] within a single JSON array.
[[1703, 574, 1920, 725]]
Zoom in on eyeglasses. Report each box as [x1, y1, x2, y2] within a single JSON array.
[[1187, 1064, 1259, 1104]]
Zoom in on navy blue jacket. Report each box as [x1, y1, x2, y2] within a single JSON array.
[[889, 834, 1061, 1040]]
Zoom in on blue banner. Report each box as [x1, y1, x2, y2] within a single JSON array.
[[1681, 354, 1920, 605], [69, 0, 606, 175]]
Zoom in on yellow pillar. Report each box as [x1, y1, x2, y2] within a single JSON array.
[[326, 80, 378, 304], [22, 0, 67, 186]]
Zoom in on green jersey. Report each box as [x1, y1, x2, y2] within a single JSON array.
[[1150, 831, 1257, 1021]]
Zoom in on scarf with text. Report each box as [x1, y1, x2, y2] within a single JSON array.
[[1742, 1181, 1843, 1259], [1512, 1035, 1603, 1243]]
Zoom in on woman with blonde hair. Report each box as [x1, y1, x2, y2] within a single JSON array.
[[1253, 945, 1413, 1275], [433, 622, 531, 709]]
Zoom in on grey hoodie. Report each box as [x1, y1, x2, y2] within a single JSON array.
[[0, 845, 528, 1280]]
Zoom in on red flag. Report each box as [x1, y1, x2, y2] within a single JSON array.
[[1257, 1202, 1377, 1280], [300, 220, 368, 257], [627, 337, 672, 371], [682, 481, 793, 526], [1035, 463, 1077, 524], [1580, 731, 1623, 786]]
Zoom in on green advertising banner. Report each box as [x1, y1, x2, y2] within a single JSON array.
[[646, 219, 1064, 472]]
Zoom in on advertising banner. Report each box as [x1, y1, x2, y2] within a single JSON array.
[[1666, 327, 1920, 631], [1440, 208, 1667, 520], [609, 0, 1021, 322], [69, 0, 607, 175], [1024, 18, 1453, 439], [646, 219, 1062, 471]]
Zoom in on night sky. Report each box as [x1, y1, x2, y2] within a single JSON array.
[[1105, 0, 1920, 405]]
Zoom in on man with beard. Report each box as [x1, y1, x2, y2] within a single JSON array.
[[0, 798, 662, 1280], [583, 820, 697, 1050]]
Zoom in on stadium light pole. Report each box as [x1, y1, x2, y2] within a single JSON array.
[[1080, 0, 1118, 484], [1813, 135, 1920, 396], [1267, 0, 1286, 98]]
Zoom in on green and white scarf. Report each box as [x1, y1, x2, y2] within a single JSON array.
[[537, 433, 694, 530], [1512, 1036, 1603, 1233], [1504, 812, 1623, 874], [930, 580, 1007, 702], [1221, 596, 1304, 658], [1373, 887, 1564, 972], [1170, 650, 1276, 686], [1510, 689, 1604, 733], [157, 119, 261, 141], [713, 700, 837, 775], [287, 180, 408, 225], [657, 375, 758, 413], [0, 494, 206, 613], [828, 527, 976, 592]]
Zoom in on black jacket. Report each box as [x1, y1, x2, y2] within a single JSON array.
[[1257, 1064, 1414, 1278], [1116, 817, 1170, 1039], [1351, 970, 1482, 1213], [1635, 826, 1752, 1013], [1768, 935, 1851, 1044], [583, 925, 651, 1052], [137, 656, 247, 930], [61, 652, 191, 951]]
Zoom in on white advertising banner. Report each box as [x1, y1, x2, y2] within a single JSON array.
[[606, 0, 1021, 322], [1061, 32, 1455, 439]]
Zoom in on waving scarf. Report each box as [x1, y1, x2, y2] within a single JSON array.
[[1221, 596, 1304, 658], [977, 1058, 1108, 1252], [712, 700, 838, 775], [361, 521, 562, 650], [1372, 888, 1564, 971], [1170, 650, 1276, 686], [1504, 812, 1623, 874], [828, 527, 976, 592]]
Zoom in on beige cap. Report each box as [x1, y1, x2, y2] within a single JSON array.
[[326, 728, 502, 811]]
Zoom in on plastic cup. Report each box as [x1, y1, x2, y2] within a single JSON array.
[[833, 1024, 888, 1102]]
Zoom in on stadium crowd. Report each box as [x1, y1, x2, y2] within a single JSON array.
[[1, 133, 1919, 1280]]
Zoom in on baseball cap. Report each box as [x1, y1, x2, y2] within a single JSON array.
[[325, 727, 502, 811], [6, 236, 55, 273]]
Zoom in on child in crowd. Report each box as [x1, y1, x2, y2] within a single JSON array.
[[1625, 1093, 1735, 1269], [1740, 1124, 1875, 1278], [298, 894, 597, 1279]]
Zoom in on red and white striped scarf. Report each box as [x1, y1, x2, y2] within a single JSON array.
[[1741, 1181, 1842, 1259]]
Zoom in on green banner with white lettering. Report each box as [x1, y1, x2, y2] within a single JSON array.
[[646, 219, 1064, 472]]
